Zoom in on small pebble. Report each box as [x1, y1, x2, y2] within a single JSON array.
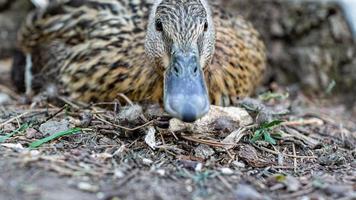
[[220, 167, 234, 175], [39, 119, 69, 136], [232, 161, 246, 168], [142, 158, 153, 165], [26, 128, 42, 139], [118, 104, 143, 121], [77, 182, 99, 193], [235, 184, 263, 200], [114, 169, 125, 178], [155, 169, 165, 176], [285, 175, 301, 192], [195, 144, 215, 159], [0, 93, 11, 105], [195, 163, 203, 172]]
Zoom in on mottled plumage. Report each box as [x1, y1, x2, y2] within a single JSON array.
[[17, 0, 266, 121]]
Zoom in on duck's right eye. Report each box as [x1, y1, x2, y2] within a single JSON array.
[[155, 19, 163, 32]]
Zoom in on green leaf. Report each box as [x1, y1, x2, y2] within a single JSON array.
[[275, 174, 287, 182], [251, 120, 283, 144], [251, 129, 263, 142], [263, 131, 277, 145], [0, 124, 29, 143], [271, 132, 283, 139], [29, 128, 81, 148], [260, 120, 284, 130]]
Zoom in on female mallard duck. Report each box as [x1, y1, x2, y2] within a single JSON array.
[[15, 0, 266, 122]]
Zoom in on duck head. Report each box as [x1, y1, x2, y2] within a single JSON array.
[[145, 0, 216, 122]]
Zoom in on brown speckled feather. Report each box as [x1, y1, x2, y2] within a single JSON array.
[[18, 0, 266, 106]]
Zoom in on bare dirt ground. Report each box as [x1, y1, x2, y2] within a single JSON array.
[[0, 1, 355, 200], [0, 59, 355, 200]]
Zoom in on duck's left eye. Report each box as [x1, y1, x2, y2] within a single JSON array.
[[155, 19, 163, 32], [204, 21, 208, 32]]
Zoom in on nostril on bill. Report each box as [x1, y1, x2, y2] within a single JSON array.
[[172, 64, 183, 76], [192, 66, 198, 75], [173, 66, 179, 75]]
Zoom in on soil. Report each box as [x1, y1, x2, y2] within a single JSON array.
[[0, 59, 355, 200], [0, 1, 355, 200]]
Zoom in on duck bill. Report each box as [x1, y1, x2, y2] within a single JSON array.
[[163, 51, 210, 122]]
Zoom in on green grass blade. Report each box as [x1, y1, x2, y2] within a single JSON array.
[[0, 124, 29, 143], [263, 131, 277, 145], [29, 128, 81, 148], [251, 129, 263, 142], [260, 120, 284, 129]]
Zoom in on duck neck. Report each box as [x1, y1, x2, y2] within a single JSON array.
[[127, 54, 164, 103]]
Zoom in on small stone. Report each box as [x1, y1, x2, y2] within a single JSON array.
[[77, 182, 99, 193], [39, 119, 70, 136], [194, 144, 215, 159], [300, 196, 310, 200], [232, 161, 246, 168], [142, 158, 153, 165], [31, 0, 50, 9], [155, 169, 165, 176], [80, 112, 92, 127], [28, 150, 40, 157], [114, 169, 125, 178], [235, 184, 263, 200], [91, 153, 113, 160], [0, 93, 11, 105], [25, 128, 42, 139], [195, 163, 203, 172], [220, 167, 234, 175], [271, 22, 284, 36], [285, 175, 301, 192], [118, 104, 143, 121], [96, 192, 105, 200], [270, 183, 284, 191], [169, 106, 253, 134], [1, 143, 24, 151], [186, 185, 193, 192], [54, 143, 64, 149]]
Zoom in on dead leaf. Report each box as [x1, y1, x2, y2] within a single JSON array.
[[223, 127, 248, 149], [238, 144, 271, 167], [144, 126, 156, 149]]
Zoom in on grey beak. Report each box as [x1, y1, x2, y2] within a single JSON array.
[[163, 51, 210, 122]]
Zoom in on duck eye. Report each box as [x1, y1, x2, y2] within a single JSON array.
[[155, 19, 163, 32], [204, 21, 208, 32]]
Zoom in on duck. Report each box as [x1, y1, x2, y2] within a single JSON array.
[[14, 0, 266, 122]]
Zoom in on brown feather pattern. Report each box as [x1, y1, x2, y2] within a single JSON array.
[[18, 0, 266, 106]]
